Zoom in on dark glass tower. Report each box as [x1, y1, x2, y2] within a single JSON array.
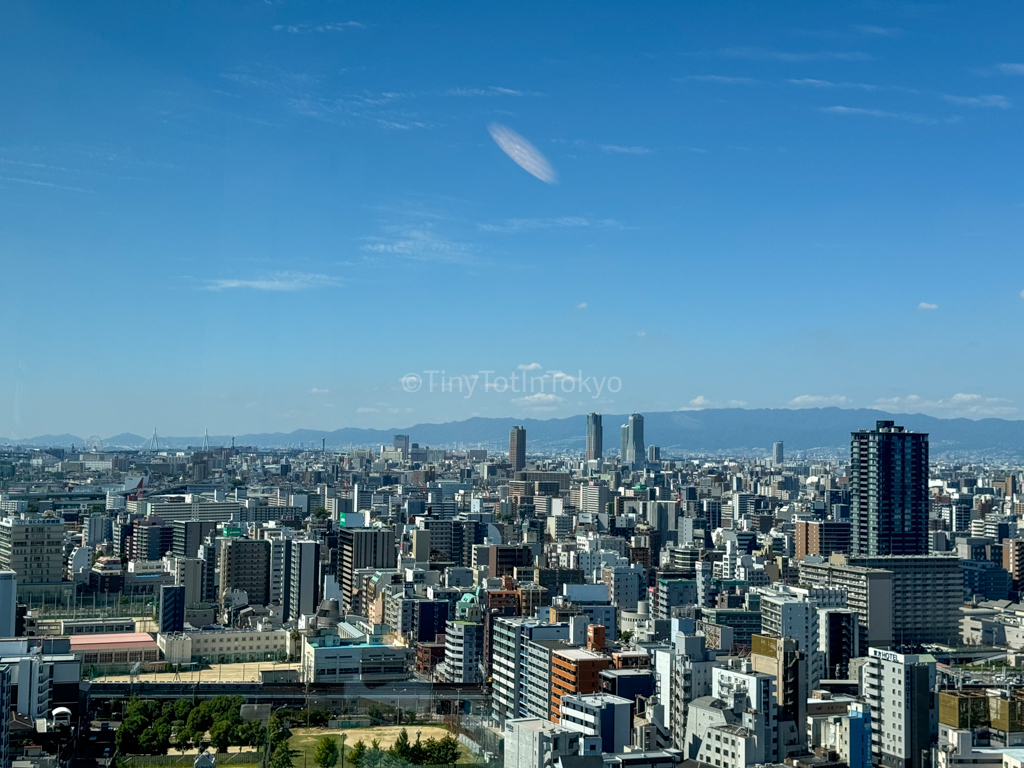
[[586, 413, 603, 461], [509, 425, 526, 472], [850, 420, 929, 556]]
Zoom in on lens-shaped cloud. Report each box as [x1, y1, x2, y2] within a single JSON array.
[[488, 123, 557, 184]]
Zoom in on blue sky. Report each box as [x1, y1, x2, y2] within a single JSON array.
[[3, 1, 1024, 438]]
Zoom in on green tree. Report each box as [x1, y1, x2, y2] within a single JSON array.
[[270, 744, 294, 768], [347, 741, 366, 768], [313, 736, 339, 768], [209, 720, 233, 753], [268, 714, 291, 751], [312, 507, 329, 520], [388, 729, 411, 761], [423, 735, 460, 765]]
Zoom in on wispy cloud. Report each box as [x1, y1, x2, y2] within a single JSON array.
[[598, 144, 655, 155], [685, 75, 758, 84], [512, 392, 564, 410], [311, 388, 330, 394], [555, 139, 655, 156], [362, 225, 474, 263], [996, 63, 1024, 75], [679, 395, 748, 410], [942, 93, 1010, 108], [719, 47, 871, 62], [576, 302, 588, 310], [443, 86, 539, 97], [273, 22, 365, 33], [918, 302, 938, 310], [854, 25, 901, 37], [821, 105, 938, 125], [874, 393, 1017, 419], [489, 123, 557, 184], [0, 176, 93, 193], [789, 394, 850, 407], [202, 272, 341, 292], [478, 216, 622, 233], [788, 78, 877, 90], [517, 363, 543, 371]]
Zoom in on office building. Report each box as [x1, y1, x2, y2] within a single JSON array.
[[338, 527, 396, 614], [795, 520, 851, 560], [172, 520, 217, 559], [860, 647, 937, 768], [799, 559, 894, 650], [550, 647, 612, 722], [288, 539, 322, 622], [625, 413, 645, 468], [559, 692, 632, 753], [504, 718, 582, 768], [773, 441, 784, 466], [845, 554, 962, 646], [158, 584, 186, 633], [510, 426, 526, 472], [850, 421, 929, 556], [218, 537, 271, 609], [492, 617, 570, 724], [393, 434, 410, 458], [0, 516, 64, 584], [0, 572, 15, 638], [586, 413, 603, 462]]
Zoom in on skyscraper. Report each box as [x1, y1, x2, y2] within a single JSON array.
[[620, 424, 630, 462], [510, 426, 526, 472], [393, 434, 410, 458], [772, 441, 784, 466], [850, 420, 929, 556], [625, 413, 645, 468], [585, 413, 603, 462]]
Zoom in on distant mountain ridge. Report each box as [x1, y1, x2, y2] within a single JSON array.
[[4, 407, 1024, 456]]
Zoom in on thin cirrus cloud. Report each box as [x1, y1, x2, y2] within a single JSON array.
[[918, 302, 938, 310], [517, 362, 543, 371], [717, 47, 871, 62], [820, 106, 938, 125], [478, 216, 622, 233], [362, 226, 474, 264], [202, 272, 341, 292], [854, 25, 901, 37], [680, 395, 748, 410], [311, 388, 330, 395], [788, 78, 877, 90], [789, 394, 850, 407], [685, 75, 759, 84], [272, 22, 365, 33], [996, 63, 1024, 75], [942, 94, 1010, 108], [488, 123, 557, 184], [442, 86, 539, 97], [874, 393, 1017, 418]]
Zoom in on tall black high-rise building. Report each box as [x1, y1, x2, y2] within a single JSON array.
[[586, 413, 603, 462], [509, 426, 526, 472], [850, 420, 929, 556]]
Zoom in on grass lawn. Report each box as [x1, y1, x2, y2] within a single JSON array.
[[287, 726, 476, 765]]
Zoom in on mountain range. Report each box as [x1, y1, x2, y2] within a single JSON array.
[[4, 408, 1024, 457]]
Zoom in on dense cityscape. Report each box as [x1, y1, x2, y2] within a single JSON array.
[[5, 1, 1023, 767], [0, 414, 1019, 768]]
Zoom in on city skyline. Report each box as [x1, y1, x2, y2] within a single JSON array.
[[4, 2, 1024, 436]]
